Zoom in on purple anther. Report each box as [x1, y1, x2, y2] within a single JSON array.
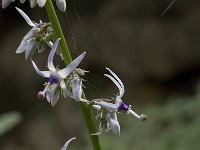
[[48, 75, 59, 85], [118, 101, 128, 111]]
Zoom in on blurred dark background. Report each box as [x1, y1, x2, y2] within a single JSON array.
[[1, 0, 200, 149]]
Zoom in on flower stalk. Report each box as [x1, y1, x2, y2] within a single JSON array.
[[45, 0, 101, 149]]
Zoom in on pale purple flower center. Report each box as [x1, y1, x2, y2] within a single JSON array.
[[48, 75, 59, 85], [118, 101, 128, 111]]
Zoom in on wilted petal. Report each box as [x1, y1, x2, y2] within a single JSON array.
[[47, 39, 60, 71], [24, 40, 39, 60], [2, 0, 12, 8], [31, 60, 51, 77], [61, 137, 76, 150], [16, 27, 36, 54], [60, 80, 72, 98], [56, 0, 66, 12], [59, 52, 86, 78], [106, 112, 120, 135], [37, 0, 46, 7], [15, 7, 36, 27], [29, 0, 37, 8], [94, 101, 119, 112]]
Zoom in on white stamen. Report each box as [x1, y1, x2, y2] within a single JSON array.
[[128, 109, 147, 121]]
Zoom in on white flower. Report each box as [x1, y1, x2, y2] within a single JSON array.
[[32, 39, 86, 106], [36, 0, 66, 12], [16, 7, 53, 60], [94, 68, 147, 135], [15, 7, 39, 60], [61, 137, 76, 150], [2, 0, 66, 11]]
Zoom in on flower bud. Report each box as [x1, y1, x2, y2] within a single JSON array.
[[37, 91, 45, 100]]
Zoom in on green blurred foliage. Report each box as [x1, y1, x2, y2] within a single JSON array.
[[0, 112, 22, 136]]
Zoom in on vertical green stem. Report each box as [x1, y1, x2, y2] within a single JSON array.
[[45, 1, 101, 150]]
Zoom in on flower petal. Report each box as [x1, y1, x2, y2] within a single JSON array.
[[59, 52, 86, 78], [61, 137, 76, 150], [24, 40, 39, 60], [47, 39, 60, 71], [15, 7, 36, 27], [94, 101, 118, 112], [37, 0, 47, 7], [56, 0, 66, 12], [46, 84, 60, 107], [2, 0, 12, 9], [104, 74, 124, 100], [31, 60, 51, 77], [106, 68, 125, 97], [106, 112, 120, 135], [71, 77, 82, 101]]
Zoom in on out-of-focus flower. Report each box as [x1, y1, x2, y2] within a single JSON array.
[[93, 68, 147, 135], [2, 0, 66, 12], [32, 39, 86, 106], [61, 137, 76, 150], [16, 7, 54, 60], [2, 0, 15, 9]]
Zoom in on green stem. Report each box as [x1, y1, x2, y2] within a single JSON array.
[[45, 1, 101, 150]]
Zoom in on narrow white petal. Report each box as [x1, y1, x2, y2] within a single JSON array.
[[37, 0, 47, 7], [60, 80, 72, 98], [29, 0, 37, 8], [48, 39, 60, 71], [15, 7, 35, 27], [104, 74, 123, 99], [20, 0, 26, 3], [61, 137, 76, 150], [2, 0, 12, 8], [56, 0, 66, 12], [94, 101, 118, 112], [106, 67, 125, 95], [31, 60, 51, 77], [59, 52, 86, 78], [106, 112, 120, 135]]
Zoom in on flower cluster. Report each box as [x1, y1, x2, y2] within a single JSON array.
[[8, 6, 147, 150], [2, 0, 67, 12]]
